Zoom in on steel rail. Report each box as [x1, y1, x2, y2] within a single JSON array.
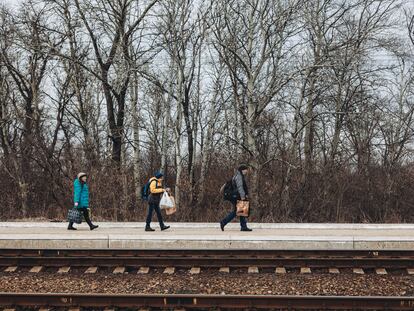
[[1, 255, 414, 268], [0, 249, 414, 269], [0, 293, 413, 310]]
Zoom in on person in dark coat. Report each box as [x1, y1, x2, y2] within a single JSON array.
[[220, 164, 252, 231], [145, 171, 170, 231], [68, 172, 99, 230]]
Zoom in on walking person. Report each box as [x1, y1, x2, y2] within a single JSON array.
[[145, 171, 170, 232], [220, 164, 252, 231], [68, 172, 99, 231]]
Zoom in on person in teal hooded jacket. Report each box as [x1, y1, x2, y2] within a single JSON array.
[[68, 172, 98, 230]]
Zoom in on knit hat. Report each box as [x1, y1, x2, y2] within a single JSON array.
[[155, 171, 164, 179], [238, 164, 250, 171], [77, 172, 87, 179]]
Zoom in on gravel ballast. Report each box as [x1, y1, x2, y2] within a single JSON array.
[[0, 270, 413, 296]]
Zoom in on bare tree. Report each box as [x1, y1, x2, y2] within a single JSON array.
[[70, 0, 159, 164], [0, 2, 63, 216], [211, 0, 303, 205]]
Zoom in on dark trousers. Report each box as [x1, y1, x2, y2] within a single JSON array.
[[221, 202, 247, 229], [69, 208, 94, 228], [146, 202, 164, 227]]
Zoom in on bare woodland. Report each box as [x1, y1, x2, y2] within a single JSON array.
[[1, 0, 414, 223]]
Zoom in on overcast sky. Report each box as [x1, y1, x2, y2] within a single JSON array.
[[0, 0, 16, 6], [1, 0, 18, 9]]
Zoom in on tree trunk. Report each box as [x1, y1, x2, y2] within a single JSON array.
[[174, 65, 184, 209], [132, 71, 141, 200], [198, 87, 219, 205], [161, 65, 174, 174], [303, 77, 316, 178], [246, 77, 260, 208]]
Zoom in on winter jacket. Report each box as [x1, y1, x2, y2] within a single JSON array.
[[232, 170, 248, 201], [148, 177, 165, 205], [73, 178, 89, 208]]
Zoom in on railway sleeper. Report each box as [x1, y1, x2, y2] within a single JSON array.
[[2, 265, 414, 275]]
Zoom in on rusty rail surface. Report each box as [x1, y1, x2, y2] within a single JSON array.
[[0, 249, 414, 269], [0, 293, 413, 310]]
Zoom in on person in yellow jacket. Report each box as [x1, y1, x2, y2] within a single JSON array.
[[145, 171, 170, 231]]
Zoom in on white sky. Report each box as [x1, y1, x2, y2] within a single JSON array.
[[1, 0, 21, 9]]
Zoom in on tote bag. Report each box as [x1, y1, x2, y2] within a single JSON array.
[[67, 208, 83, 224]]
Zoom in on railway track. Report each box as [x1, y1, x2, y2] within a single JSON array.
[[0, 249, 414, 272], [0, 292, 414, 310], [1, 249, 413, 309]]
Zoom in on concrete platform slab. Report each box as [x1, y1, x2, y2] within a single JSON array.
[[107, 231, 354, 250], [0, 232, 108, 249], [2, 222, 414, 230], [0, 222, 413, 250]]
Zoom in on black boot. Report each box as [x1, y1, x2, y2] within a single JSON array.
[[90, 224, 99, 230], [83, 210, 98, 230], [241, 227, 252, 232], [220, 221, 225, 231], [160, 224, 170, 231], [145, 225, 155, 232], [68, 223, 77, 230]]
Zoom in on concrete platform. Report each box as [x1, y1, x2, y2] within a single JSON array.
[[0, 222, 413, 250]]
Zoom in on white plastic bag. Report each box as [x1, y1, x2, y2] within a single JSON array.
[[160, 192, 174, 209]]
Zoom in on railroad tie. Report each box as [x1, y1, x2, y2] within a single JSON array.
[[68, 308, 80, 311], [3, 309, 16, 311], [300, 267, 311, 274], [189, 267, 201, 274], [138, 267, 150, 274], [29, 266, 43, 273], [39, 309, 50, 311], [113, 266, 126, 274], [4, 266, 17, 272], [353, 268, 364, 274], [219, 267, 230, 273], [248, 266, 259, 274], [85, 266, 98, 274], [407, 268, 414, 275], [375, 268, 387, 275], [329, 268, 340, 274], [57, 266, 70, 274], [163, 267, 175, 274], [275, 267, 286, 274]]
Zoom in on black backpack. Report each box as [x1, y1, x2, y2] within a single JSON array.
[[141, 179, 156, 201], [220, 178, 236, 201]]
